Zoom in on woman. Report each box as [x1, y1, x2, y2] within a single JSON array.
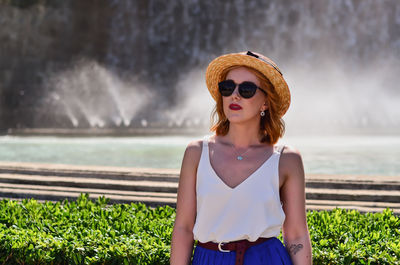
[[170, 51, 312, 265]]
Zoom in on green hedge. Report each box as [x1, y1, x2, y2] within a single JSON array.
[[0, 194, 399, 264], [307, 207, 399, 264]]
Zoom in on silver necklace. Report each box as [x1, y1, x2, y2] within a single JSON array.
[[231, 144, 251, 160]]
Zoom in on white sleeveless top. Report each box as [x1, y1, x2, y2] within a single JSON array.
[[192, 135, 286, 243]]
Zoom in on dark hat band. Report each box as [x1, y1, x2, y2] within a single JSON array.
[[246, 51, 283, 76]]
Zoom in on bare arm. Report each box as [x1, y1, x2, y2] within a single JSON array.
[[170, 140, 202, 265], [280, 146, 313, 265]]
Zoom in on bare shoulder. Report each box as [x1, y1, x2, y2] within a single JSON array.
[[183, 139, 203, 160], [180, 139, 203, 171], [279, 144, 304, 177], [186, 139, 203, 151], [281, 144, 302, 160]]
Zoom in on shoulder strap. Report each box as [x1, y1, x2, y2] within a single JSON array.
[[202, 135, 210, 148], [277, 144, 285, 154]]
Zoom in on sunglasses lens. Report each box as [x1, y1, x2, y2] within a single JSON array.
[[218, 80, 236, 96], [218, 80, 262, 98], [238, 82, 258, 98]]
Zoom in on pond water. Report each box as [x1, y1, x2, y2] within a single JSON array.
[[1, 134, 399, 176]]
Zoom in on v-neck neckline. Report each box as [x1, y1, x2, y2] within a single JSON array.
[[206, 138, 277, 191]]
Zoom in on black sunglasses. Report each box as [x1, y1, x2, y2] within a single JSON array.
[[218, 79, 266, 99]]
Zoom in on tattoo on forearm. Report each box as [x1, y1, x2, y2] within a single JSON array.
[[288, 244, 303, 255]]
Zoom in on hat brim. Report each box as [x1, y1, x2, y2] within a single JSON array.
[[205, 52, 291, 117]]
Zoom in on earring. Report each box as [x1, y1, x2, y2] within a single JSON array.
[[260, 110, 265, 117]]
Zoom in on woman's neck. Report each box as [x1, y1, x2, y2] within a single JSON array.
[[222, 123, 263, 148]]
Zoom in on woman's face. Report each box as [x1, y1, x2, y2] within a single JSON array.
[[222, 67, 268, 124]]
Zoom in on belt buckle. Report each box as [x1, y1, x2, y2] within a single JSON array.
[[218, 242, 230, 253]]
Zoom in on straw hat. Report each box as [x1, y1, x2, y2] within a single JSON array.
[[205, 51, 291, 117]]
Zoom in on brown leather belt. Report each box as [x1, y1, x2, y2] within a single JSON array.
[[197, 237, 272, 265]]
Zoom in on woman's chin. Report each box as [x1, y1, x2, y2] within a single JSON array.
[[227, 116, 259, 125]]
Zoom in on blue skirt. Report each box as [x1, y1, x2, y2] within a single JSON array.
[[191, 237, 293, 265]]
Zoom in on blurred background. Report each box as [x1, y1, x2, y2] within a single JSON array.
[[0, 0, 399, 176]]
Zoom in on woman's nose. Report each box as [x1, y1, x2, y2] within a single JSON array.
[[232, 85, 240, 98]]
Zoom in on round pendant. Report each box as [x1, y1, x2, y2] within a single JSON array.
[[237, 156, 243, 160]]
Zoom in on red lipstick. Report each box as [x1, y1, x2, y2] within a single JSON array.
[[229, 103, 242, 110]]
